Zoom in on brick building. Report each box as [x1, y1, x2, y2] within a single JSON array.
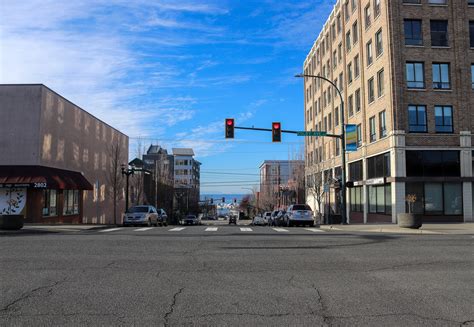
[[303, 0, 474, 223]]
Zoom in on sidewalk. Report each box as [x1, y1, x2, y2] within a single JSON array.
[[320, 223, 474, 235]]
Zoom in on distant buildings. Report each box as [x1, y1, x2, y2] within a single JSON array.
[[172, 148, 201, 214], [259, 160, 305, 210], [0, 84, 128, 224]]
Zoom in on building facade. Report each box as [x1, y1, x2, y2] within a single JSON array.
[[172, 148, 201, 214], [304, 0, 474, 223], [0, 84, 128, 224], [259, 160, 305, 210]]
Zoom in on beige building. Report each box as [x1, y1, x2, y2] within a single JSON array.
[[303, 0, 474, 223]]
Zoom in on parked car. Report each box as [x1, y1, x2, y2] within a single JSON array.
[[283, 204, 314, 227], [269, 210, 280, 226], [123, 205, 158, 227], [263, 211, 272, 225], [157, 208, 168, 226], [182, 214, 201, 225], [252, 215, 267, 226], [275, 210, 286, 226]]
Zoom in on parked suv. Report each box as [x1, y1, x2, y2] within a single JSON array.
[[157, 208, 168, 226], [275, 210, 286, 226], [283, 204, 314, 227], [123, 205, 159, 227]]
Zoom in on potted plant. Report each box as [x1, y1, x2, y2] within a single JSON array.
[[397, 194, 422, 229]]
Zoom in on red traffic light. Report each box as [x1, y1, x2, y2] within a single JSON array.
[[272, 122, 281, 142], [225, 118, 234, 138], [226, 119, 234, 126], [273, 123, 280, 130]]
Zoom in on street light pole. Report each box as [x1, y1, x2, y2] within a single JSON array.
[[295, 73, 348, 225], [121, 164, 135, 213]]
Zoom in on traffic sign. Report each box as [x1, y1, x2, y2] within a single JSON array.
[[296, 131, 327, 136]]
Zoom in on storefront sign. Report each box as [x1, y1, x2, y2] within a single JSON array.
[[0, 188, 27, 215], [345, 124, 357, 152], [0, 183, 47, 189], [365, 177, 385, 185]]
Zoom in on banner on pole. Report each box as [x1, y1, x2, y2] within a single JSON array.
[[345, 124, 357, 152]]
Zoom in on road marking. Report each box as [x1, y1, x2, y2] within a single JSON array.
[[99, 228, 122, 233], [205, 227, 218, 231], [134, 227, 154, 232], [305, 228, 325, 233], [272, 228, 289, 232], [240, 227, 253, 232], [169, 227, 186, 231]]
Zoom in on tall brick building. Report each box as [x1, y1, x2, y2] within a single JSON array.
[[303, 0, 474, 223]]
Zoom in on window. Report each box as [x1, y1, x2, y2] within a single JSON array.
[[348, 94, 354, 116], [365, 5, 371, 28], [355, 88, 361, 112], [404, 19, 422, 46], [42, 190, 57, 217], [470, 21, 474, 47], [377, 69, 384, 97], [348, 63, 353, 83], [346, 31, 351, 52], [471, 64, 474, 89], [367, 152, 391, 178], [354, 55, 360, 78], [63, 190, 80, 215], [356, 124, 362, 147], [431, 20, 448, 47], [408, 105, 427, 132], [333, 51, 337, 68], [351, 0, 357, 11], [344, 1, 350, 21], [331, 23, 336, 41], [369, 116, 376, 142], [368, 77, 375, 103], [428, 0, 447, 3], [335, 138, 340, 156], [374, 0, 381, 17], [366, 40, 373, 65], [335, 107, 339, 126], [350, 187, 363, 212], [337, 14, 342, 34], [432, 63, 450, 89], [339, 72, 343, 91], [328, 113, 332, 130], [406, 62, 425, 88], [375, 29, 383, 56], [368, 184, 391, 214], [338, 43, 342, 62], [406, 151, 460, 177], [403, 0, 421, 3], [470, 0, 474, 6], [435, 105, 453, 133], [349, 160, 363, 181], [379, 110, 386, 137], [327, 86, 332, 103], [352, 21, 358, 44]]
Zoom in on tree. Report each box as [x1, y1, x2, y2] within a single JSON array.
[[306, 170, 325, 224], [130, 138, 146, 205], [106, 141, 125, 225]]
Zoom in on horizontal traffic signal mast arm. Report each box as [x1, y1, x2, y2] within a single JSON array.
[[234, 126, 341, 138]]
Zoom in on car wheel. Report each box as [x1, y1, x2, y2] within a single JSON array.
[[147, 219, 152, 227]]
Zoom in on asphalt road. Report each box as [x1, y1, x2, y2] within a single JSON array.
[[1, 225, 473, 326]]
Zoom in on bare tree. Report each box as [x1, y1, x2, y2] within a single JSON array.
[[307, 170, 325, 224], [106, 141, 125, 225], [130, 138, 146, 205]]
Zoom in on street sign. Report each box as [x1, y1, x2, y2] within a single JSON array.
[[296, 131, 327, 136]]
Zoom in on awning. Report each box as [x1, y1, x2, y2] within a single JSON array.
[[0, 166, 93, 190]]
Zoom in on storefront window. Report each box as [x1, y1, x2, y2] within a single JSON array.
[[63, 190, 79, 215], [350, 186, 363, 212], [406, 182, 462, 215], [444, 183, 462, 215], [368, 184, 391, 214], [424, 183, 443, 213], [42, 190, 57, 217]]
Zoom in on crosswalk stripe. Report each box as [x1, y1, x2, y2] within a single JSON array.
[[169, 227, 186, 232], [99, 228, 122, 233], [240, 227, 253, 232], [272, 228, 289, 232], [205, 227, 218, 231], [134, 227, 154, 232], [304, 228, 325, 233]]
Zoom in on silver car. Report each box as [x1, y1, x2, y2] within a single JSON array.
[[284, 204, 314, 227], [157, 208, 168, 226], [182, 215, 201, 225], [123, 205, 159, 227]]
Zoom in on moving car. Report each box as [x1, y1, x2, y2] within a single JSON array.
[[252, 215, 267, 226], [283, 204, 314, 227], [123, 205, 159, 227], [229, 214, 238, 225], [182, 214, 201, 225]]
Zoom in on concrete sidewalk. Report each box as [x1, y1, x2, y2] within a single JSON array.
[[320, 223, 474, 235]]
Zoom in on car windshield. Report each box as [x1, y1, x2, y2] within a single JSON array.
[[187, 215, 196, 219], [292, 205, 311, 211], [127, 206, 148, 213]]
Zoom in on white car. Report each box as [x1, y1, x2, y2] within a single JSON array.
[[252, 215, 267, 226], [284, 204, 314, 227], [263, 212, 272, 225]]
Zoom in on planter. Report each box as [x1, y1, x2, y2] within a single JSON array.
[[397, 213, 422, 229], [0, 215, 24, 230]]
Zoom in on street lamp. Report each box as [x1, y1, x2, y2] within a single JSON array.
[[295, 73, 348, 225], [121, 164, 135, 213]]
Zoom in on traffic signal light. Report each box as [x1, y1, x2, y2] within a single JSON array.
[[225, 118, 234, 138], [234, 198, 237, 203], [272, 122, 281, 142]]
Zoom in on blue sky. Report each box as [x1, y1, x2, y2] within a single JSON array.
[[1, 0, 334, 194]]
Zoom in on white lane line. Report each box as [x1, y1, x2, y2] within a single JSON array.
[[134, 227, 154, 232], [240, 227, 253, 232], [305, 228, 325, 233], [99, 228, 122, 233], [272, 228, 289, 232], [205, 227, 218, 231], [169, 227, 186, 231]]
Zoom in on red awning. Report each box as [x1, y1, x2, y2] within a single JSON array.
[[0, 166, 93, 190]]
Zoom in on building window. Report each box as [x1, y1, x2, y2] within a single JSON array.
[[428, 0, 447, 4], [63, 190, 79, 215], [369, 116, 376, 142], [348, 63, 353, 83], [367, 152, 391, 178], [365, 5, 371, 29], [333, 51, 337, 68], [331, 23, 336, 42], [348, 94, 354, 116], [470, 21, 474, 47], [335, 107, 339, 126], [338, 43, 342, 62], [469, 0, 474, 6], [408, 105, 427, 132], [339, 72, 343, 91], [335, 138, 340, 156], [374, 0, 381, 17], [42, 190, 57, 217], [350, 186, 363, 212], [346, 31, 351, 52], [379, 110, 386, 137], [337, 14, 342, 34], [377, 69, 384, 97], [351, 0, 357, 11], [375, 29, 383, 56], [406, 62, 425, 89], [368, 77, 375, 103], [352, 21, 358, 44], [406, 150, 460, 177], [432, 63, 450, 89], [403, 0, 421, 3], [355, 88, 361, 112], [471, 64, 474, 89], [328, 113, 332, 130], [349, 160, 363, 181], [344, 1, 350, 21], [404, 19, 423, 46], [356, 124, 362, 147], [435, 105, 453, 133], [366, 40, 373, 65], [406, 182, 462, 215], [354, 54, 360, 78], [368, 184, 392, 214], [430, 20, 448, 47]]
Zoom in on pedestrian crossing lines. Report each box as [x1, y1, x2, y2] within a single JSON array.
[[272, 228, 289, 232], [240, 227, 252, 232], [205, 227, 218, 231], [98, 226, 326, 234]]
